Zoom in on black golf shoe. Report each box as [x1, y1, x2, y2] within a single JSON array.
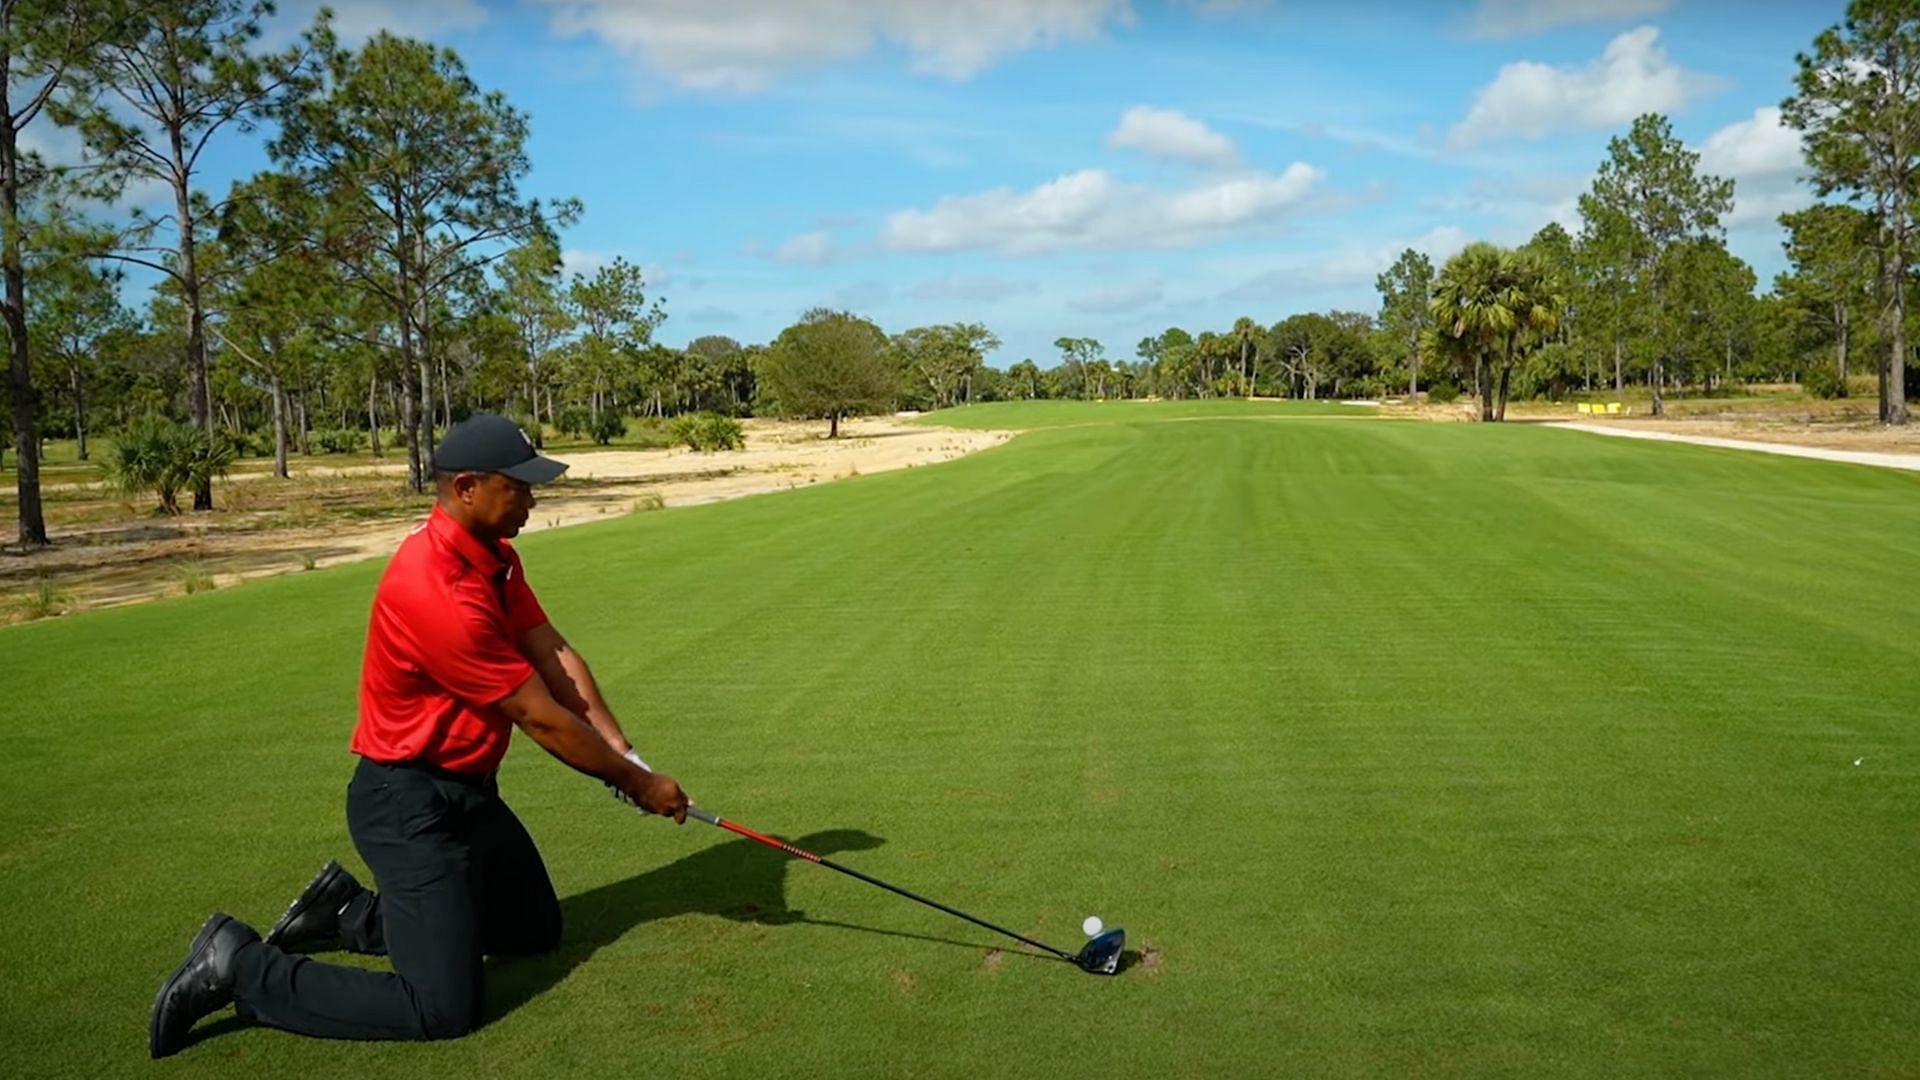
[[265, 859, 366, 952], [149, 913, 259, 1058]]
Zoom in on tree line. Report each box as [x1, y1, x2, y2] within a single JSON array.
[[1001, 96, 1911, 423], [4, 1, 1918, 550]]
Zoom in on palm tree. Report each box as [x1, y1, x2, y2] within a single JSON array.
[[1494, 251, 1566, 421], [1430, 243, 1516, 422], [1231, 316, 1260, 398], [1420, 322, 1473, 399]]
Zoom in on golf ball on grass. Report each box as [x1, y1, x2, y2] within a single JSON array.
[[1083, 916, 1103, 936]]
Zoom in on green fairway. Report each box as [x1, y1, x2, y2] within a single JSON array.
[[912, 396, 1367, 429], [4, 401, 1918, 1077]]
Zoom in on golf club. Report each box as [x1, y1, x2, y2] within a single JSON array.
[[686, 806, 1126, 976]]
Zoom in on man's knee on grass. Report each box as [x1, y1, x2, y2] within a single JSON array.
[[415, 998, 480, 1041], [409, 974, 484, 1041]]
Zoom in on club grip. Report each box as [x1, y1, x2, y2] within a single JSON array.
[[686, 806, 721, 827]]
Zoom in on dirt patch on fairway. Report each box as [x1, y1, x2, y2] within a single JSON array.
[[1384, 394, 1920, 461], [891, 969, 918, 995], [1556, 416, 1920, 454], [0, 416, 1010, 622], [1545, 421, 1920, 471], [982, 948, 1005, 972], [1378, 400, 1483, 423], [1135, 947, 1164, 977]]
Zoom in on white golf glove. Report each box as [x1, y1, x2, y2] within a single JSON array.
[[611, 748, 652, 813]]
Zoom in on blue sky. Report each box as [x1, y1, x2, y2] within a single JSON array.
[[26, 0, 1842, 368]]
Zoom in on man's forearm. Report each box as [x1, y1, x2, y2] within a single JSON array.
[[554, 647, 632, 753], [498, 674, 645, 791], [496, 671, 688, 822], [525, 704, 639, 786]]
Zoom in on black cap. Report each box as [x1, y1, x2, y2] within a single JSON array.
[[431, 413, 568, 484]]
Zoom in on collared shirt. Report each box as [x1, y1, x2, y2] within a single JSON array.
[[352, 505, 550, 774]]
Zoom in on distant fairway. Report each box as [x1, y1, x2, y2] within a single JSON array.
[[4, 401, 1917, 1077], [910, 396, 1367, 429]]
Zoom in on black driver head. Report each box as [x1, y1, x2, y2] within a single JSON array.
[[1073, 928, 1126, 975]]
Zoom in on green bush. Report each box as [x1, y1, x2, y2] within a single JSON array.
[[668, 411, 746, 452], [108, 417, 236, 514], [1426, 381, 1461, 404], [1345, 376, 1386, 401], [1801, 363, 1846, 400], [627, 418, 675, 450], [591, 409, 628, 446], [665, 414, 697, 449], [513, 413, 546, 449], [315, 428, 367, 454], [555, 406, 592, 439], [219, 429, 262, 458]]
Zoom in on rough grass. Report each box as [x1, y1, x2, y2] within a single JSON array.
[[3, 403, 1917, 1078]]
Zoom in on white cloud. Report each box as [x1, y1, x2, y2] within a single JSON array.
[[883, 163, 1323, 255], [1068, 281, 1164, 313], [1108, 106, 1239, 167], [532, 0, 1131, 93], [1469, 0, 1671, 39], [1721, 188, 1815, 230], [561, 249, 672, 286], [1698, 106, 1805, 179], [1696, 106, 1813, 229], [1163, 172, 1319, 228], [1451, 27, 1722, 145], [561, 248, 612, 279], [1540, 196, 1582, 232], [774, 231, 836, 264]]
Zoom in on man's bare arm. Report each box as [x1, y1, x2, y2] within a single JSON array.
[[519, 622, 632, 753], [495, 670, 686, 823]]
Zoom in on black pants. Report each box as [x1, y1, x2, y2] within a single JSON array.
[[229, 757, 562, 1040]]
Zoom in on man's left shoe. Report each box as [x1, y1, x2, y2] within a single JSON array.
[[149, 913, 259, 1059], [265, 859, 367, 951]]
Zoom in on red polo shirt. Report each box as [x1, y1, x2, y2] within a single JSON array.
[[352, 505, 551, 774]]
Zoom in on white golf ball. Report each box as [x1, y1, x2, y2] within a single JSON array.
[[1083, 915, 1103, 936]]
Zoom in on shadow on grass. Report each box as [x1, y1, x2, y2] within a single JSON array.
[[484, 828, 1048, 1023], [173, 828, 1058, 1054]]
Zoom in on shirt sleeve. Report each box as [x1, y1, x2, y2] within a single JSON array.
[[501, 549, 550, 640], [413, 582, 536, 709]]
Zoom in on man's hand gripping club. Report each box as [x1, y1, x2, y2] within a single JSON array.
[[496, 671, 690, 822], [610, 748, 679, 816]]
